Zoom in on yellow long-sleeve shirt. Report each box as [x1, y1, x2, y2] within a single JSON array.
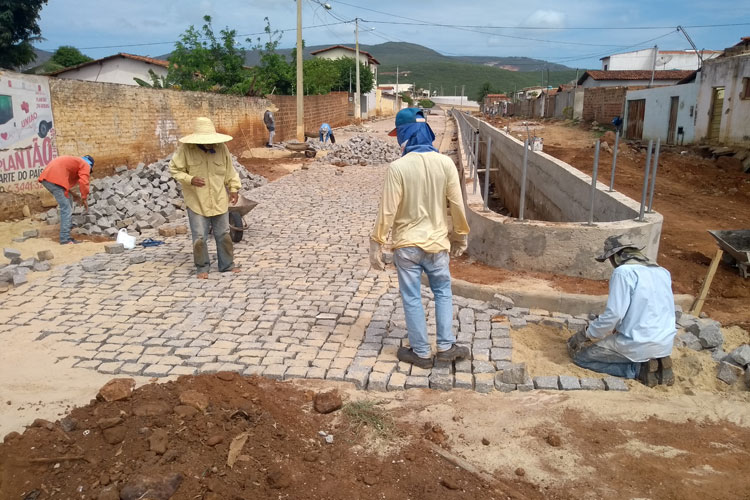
[[372, 151, 469, 253], [169, 143, 242, 217]]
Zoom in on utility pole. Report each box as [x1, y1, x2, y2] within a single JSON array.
[[349, 66, 351, 93], [428, 82, 431, 97], [649, 45, 658, 88], [460, 84, 464, 109], [295, 0, 304, 142], [396, 64, 399, 100], [575, 68, 579, 88], [677, 25, 704, 69], [355, 18, 361, 120]]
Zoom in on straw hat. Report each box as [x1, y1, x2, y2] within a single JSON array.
[[179, 117, 232, 144]]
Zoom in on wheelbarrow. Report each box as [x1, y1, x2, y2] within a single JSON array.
[[228, 195, 258, 243], [690, 229, 749, 315], [285, 142, 318, 158]]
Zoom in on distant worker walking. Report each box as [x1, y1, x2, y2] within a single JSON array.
[[370, 108, 470, 368], [38, 155, 94, 244], [567, 235, 677, 387], [263, 108, 275, 147], [319, 123, 336, 145], [169, 117, 242, 279]]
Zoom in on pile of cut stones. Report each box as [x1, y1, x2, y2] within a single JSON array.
[[0, 240, 54, 291], [40, 155, 266, 237], [674, 309, 750, 387], [315, 134, 401, 166]]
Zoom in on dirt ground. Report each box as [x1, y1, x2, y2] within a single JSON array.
[[2, 371, 750, 500], [482, 117, 750, 328]]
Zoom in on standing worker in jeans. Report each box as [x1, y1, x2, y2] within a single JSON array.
[[263, 108, 275, 147], [38, 155, 94, 244], [567, 235, 677, 386], [169, 117, 242, 279], [370, 108, 470, 368]]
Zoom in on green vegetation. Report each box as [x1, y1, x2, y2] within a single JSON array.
[[50, 46, 92, 68], [0, 0, 48, 69], [418, 99, 434, 108], [342, 400, 395, 439]]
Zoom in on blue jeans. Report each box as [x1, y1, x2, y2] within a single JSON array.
[[394, 247, 455, 358], [41, 180, 73, 243], [186, 208, 234, 273], [572, 343, 639, 379]]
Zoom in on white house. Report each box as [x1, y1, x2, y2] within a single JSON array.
[[694, 37, 750, 145], [601, 48, 721, 71], [48, 53, 168, 86], [309, 45, 380, 82], [577, 70, 695, 88]]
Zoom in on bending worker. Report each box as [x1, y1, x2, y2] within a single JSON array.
[[169, 117, 241, 279], [567, 235, 676, 387], [370, 108, 470, 368], [319, 123, 336, 145], [38, 155, 94, 244]]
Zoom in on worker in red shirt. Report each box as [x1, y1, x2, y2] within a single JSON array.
[[38, 155, 94, 244]]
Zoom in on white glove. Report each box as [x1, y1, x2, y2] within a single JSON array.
[[449, 234, 468, 258], [369, 240, 385, 270]]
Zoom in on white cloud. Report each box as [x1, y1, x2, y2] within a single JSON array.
[[521, 10, 566, 29]]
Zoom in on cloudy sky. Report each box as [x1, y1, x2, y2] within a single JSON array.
[[36, 0, 750, 68]]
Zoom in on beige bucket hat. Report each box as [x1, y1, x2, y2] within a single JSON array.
[[179, 117, 233, 144]]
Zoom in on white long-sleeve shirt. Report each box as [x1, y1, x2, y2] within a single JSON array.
[[586, 264, 676, 362]]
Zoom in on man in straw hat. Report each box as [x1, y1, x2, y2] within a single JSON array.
[[169, 117, 242, 278], [567, 235, 676, 387], [369, 108, 470, 369]]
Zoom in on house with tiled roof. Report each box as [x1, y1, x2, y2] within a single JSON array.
[[600, 48, 721, 72], [310, 45, 380, 81], [577, 70, 695, 88], [47, 53, 169, 86]]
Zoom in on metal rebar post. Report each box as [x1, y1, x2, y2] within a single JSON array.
[[519, 139, 529, 221], [638, 139, 653, 222], [608, 129, 620, 192], [472, 130, 480, 194], [588, 140, 600, 225], [483, 135, 492, 211], [647, 137, 661, 213]]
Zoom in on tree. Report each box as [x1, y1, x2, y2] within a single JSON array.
[[330, 58, 374, 94], [476, 81, 496, 102], [167, 15, 255, 95], [252, 18, 293, 95], [50, 46, 92, 68], [0, 0, 49, 69], [134, 69, 170, 89]]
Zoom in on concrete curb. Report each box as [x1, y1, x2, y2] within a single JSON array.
[[445, 276, 694, 316]]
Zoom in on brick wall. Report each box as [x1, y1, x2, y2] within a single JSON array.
[[268, 92, 351, 141], [582, 86, 627, 123]]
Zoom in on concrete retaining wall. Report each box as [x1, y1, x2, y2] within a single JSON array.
[[454, 112, 663, 280]]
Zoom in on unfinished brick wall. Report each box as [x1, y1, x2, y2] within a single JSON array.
[[582, 87, 627, 124], [268, 92, 351, 141]]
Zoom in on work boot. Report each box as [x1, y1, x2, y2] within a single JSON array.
[[436, 344, 470, 362], [657, 356, 675, 386], [637, 359, 658, 388], [397, 347, 433, 369]]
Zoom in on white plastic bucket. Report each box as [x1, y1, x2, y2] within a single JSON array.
[[116, 228, 136, 250]]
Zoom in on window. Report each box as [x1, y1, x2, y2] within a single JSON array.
[[0, 95, 12, 125], [742, 77, 750, 100]]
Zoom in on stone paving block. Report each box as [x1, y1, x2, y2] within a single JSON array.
[[603, 377, 629, 391], [429, 373, 453, 391], [500, 363, 527, 384], [143, 364, 172, 377], [517, 375, 534, 392], [37, 250, 55, 262], [345, 367, 370, 389], [219, 363, 245, 372], [3, 248, 21, 260], [284, 366, 309, 380], [529, 308, 550, 317], [566, 318, 588, 334], [558, 375, 581, 390], [105, 243, 125, 254], [677, 332, 703, 351], [580, 378, 606, 390], [405, 375, 429, 389], [372, 362, 396, 374], [472, 360, 495, 374], [81, 260, 106, 272], [524, 315, 542, 324], [533, 376, 559, 390], [509, 317, 527, 329], [243, 366, 265, 377], [728, 345, 750, 367], [454, 372, 474, 390], [198, 362, 224, 374], [473, 338, 492, 349], [541, 317, 567, 329], [306, 367, 327, 380], [490, 348, 512, 362], [120, 363, 145, 375], [474, 373, 495, 393], [264, 364, 287, 380], [454, 358, 472, 373], [325, 368, 346, 381], [368, 371, 390, 391], [387, 372, 406, 391], [97, 362, 123, 374], [686, 319, 723, 349], [717, 361, 744, 385], [492, 338, 513, 349], [169, 365, 197, 376], [494, 380, 516, 393]]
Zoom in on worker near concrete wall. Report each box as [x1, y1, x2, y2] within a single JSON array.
[[38, 155, 94, 244], [263, 108, 275, 147], [319, 123, 336, 145], [169, 117, 242, 279], [567, 235, 677, 387], [370, 108, 471, 368]]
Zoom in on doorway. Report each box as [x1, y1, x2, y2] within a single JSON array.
[[667, 96, 679, 144], [626, 99, 645, 140], [708, 87, 724, 141]]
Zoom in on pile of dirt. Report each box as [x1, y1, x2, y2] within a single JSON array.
[[0, 374, 544, 500]]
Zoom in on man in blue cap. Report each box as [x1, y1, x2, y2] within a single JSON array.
[[370, 108, 470, 368]]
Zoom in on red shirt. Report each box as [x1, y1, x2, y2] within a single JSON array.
[[38, 156, 91, 199]]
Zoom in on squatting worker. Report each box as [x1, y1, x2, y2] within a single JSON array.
[[319, 123, 335, 145], [370, 108, 470, 369], [263, 108, 275, 147], [567, 235, 677, 387], [38, 155, 94, 245], [169, 117, 242, 279]]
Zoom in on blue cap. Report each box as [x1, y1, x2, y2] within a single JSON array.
[[388, 108, 427, 136], [82, 155, 94, 168]]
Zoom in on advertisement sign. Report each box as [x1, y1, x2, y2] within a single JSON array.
[[0, 71, 57, 193]]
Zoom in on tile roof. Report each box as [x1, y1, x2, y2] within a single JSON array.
[[309, 45, 381, 65], [48, 53, 169, 76], [579, 70, 695, 84]]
